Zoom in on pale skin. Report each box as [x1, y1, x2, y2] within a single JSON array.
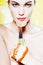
[[0, 36, 10, 65], [0, 0, 43, 65], [9, 0, 34, 27]]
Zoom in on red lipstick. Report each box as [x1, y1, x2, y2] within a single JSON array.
[[17, 18, 26, 21]]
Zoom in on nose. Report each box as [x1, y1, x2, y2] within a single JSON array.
[[19, 6, 24, 16]]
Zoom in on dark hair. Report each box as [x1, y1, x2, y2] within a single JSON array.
[[8, 0, 10, 3]]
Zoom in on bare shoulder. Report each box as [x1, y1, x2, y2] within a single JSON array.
[[27, 24, 43, 40], [29, 24, 42, 34], [31, 24, 43, 36], [0, 35, 10, 65], [0, 24, 7, 36], [0, 26, 10, 65], [26, 24, 43, 63]]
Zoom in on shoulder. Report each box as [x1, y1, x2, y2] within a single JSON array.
[[29, 24, 43, 37], [0, 23, 12, 36], [26, 24, 43, 39], [0, 24, 7, 36], [26, 24, 43, 63], [29, 24, 42, 34]]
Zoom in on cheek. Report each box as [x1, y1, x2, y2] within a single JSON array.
[[9, 5, 18, 18], [12, 9, 19, 18], [25, 7, 33, 17]]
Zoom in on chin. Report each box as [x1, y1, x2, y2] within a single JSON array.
[[16, 21, 27, 27], [16, 23, 27, 27]]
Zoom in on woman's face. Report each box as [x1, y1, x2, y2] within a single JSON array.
[[9, 0, 35, 27]]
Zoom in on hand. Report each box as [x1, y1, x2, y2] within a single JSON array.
[[10, 43, 28, 64]]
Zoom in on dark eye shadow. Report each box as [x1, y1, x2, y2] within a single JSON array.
[[24, 1, 32, 5], [11, 1, 19, 5]]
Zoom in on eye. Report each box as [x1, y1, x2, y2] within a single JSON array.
[[25, 3, 32, 7], [12, 3, 19, 7]]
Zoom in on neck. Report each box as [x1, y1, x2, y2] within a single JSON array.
[[22, 20, 30, 33], [12, 20, 31, 33]]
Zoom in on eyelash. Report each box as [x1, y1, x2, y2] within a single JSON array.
[[12, 3, 19, 7], [25, 4, 32, 7], [12, 3, 32, 7]]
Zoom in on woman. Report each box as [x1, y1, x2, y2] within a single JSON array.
[[0, 0, 43, 65]]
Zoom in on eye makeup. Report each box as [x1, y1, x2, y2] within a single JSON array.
[[10, 1, 32, 7], [11, 1, 20, 7], [24, 1, 32, 7]]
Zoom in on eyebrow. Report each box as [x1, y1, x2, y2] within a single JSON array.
[[10, 1, 32, 5], [10, 1, 19, 4], [25, 1, 32, 4]]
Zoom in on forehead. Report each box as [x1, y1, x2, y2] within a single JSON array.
[[10, 0, 34, 3]]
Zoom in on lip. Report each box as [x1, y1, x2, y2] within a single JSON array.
[[17, 17, 26, 21]]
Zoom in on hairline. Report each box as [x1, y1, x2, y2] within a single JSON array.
[[8, 0, 35, 4]]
